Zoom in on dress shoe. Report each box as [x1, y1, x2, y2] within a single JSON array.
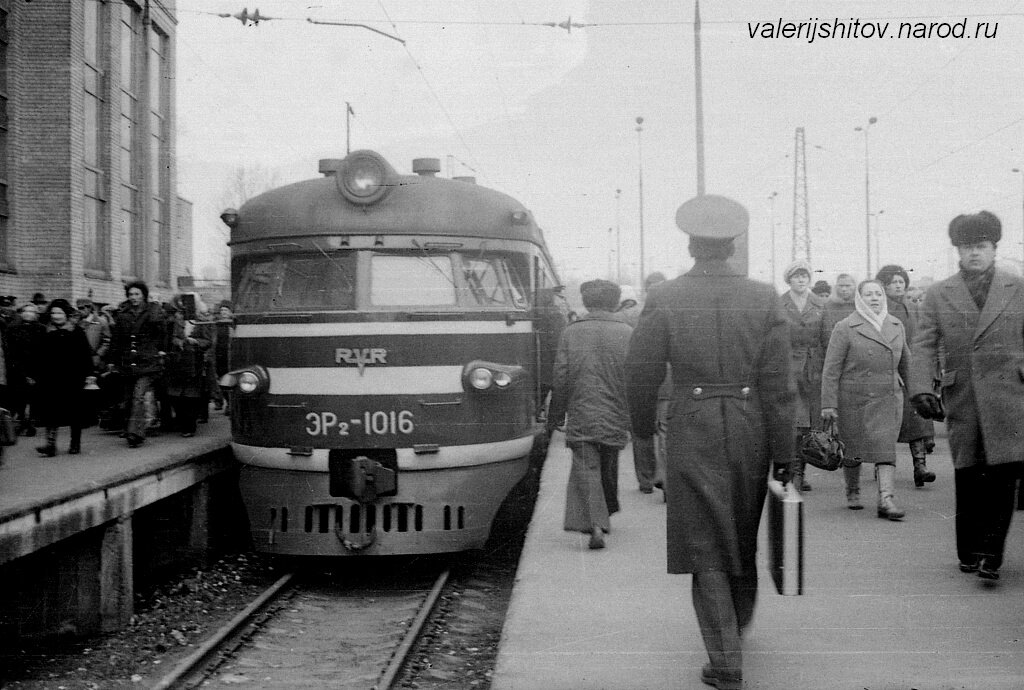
[[126, 434, 145, 448], [588, 529, 605, 550], [846, 489, 863, 510], [639, 486, 654, 494], [800, 478, 812, 492], [180, 432, 195, 438], [653, 480, 664, 490], [959, 559, 979, 574], [977, 558, 1000, 580], [700, 663, 742, 690]]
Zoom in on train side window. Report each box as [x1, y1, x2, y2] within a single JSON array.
[[370, 254, 457, 307]]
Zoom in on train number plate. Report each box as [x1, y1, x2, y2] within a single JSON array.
[[305, 410, 414, 437]]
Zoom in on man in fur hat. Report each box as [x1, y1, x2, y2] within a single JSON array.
[[910, 210, 1024, 581]]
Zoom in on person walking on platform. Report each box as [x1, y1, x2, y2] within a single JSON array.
[[8, 303, 46, 437], [33, 299, 93, 456], [164, 296, 212, 437], [820, 280, 910, 517], [548, 279, 632, 550], [910, 211, 1024, 581], [625, 196, 795, 690], [108, 282, 168, 449], [823, 273, 857, 333], [780, 259, 829, 492], [875, 264, 937, 488]]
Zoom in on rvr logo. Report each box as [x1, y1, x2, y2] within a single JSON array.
[[335, 347, 388, 375]]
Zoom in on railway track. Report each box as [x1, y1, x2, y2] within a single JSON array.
[[153, 564, 450, 690]]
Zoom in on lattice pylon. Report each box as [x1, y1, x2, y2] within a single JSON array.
[[792, 127, 811, 263]]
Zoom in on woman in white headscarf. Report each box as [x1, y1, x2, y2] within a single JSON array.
[[820, 280, 910, 519]]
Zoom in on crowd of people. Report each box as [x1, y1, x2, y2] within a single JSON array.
[[546, 197, 1023, 690], [0, 282, 234, 458]]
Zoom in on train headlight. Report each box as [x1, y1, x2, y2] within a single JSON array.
[[468, 367, 493, 390], [337, 150, 395, 206], [238, 371, 261, 394], [220, 366, 270, 396], [462, 361, 525, 393]]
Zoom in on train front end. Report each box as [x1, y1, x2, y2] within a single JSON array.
[[221, 151, 557, 556]]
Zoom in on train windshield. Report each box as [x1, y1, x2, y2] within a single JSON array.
[[369, 252, 527, 309], [235, 253, 357, 311], [234, 249, 528, 312]]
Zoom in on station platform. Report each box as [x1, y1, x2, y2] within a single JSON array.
[[494, 430, 1024, 689], [0, 414, 234, 637]]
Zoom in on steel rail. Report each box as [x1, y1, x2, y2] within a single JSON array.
[[375, 567, 451, 690], [150, 571, 296, 690]]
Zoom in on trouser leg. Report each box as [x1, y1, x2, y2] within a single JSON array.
[[69, 425, 81, 453], [691, 571, 742, 677], [955, 465, 984, 564], [632, 436, 657, 492], [599, 444, 620, 516], [975, 463, 1021, 570], [126, 375, 152, 439], [564, 442, 610, 534]]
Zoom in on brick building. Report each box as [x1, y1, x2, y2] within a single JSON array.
[[1, 0, 191, 308]]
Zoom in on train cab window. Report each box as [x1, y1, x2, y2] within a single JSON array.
[[235, 253, 356, 311], [460, 256, 527, 309], [370, 254, 457, 307]]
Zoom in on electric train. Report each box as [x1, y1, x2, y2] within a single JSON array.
[[219, 150, 563, 556]]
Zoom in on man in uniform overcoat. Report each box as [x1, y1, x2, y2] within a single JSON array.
[[625, 195, 795, 690], [910, 211, 1024, 581]]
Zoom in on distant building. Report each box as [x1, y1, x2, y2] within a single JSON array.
[[1, 0, 191, 306]]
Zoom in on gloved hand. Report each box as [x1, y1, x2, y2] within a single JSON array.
[[772, 462, 794, 484], [911, 393, 945, 421]]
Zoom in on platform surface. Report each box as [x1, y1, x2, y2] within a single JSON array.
[[493, 428, 1024, 689]]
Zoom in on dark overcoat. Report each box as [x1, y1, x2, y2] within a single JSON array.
[[549, 311, 632, 449], [886, 297, 934, 443], [910, 269, 1024, 469], [625, 260, 795, 576], [781, 291, 829, 428], [821, 312, 908, 464], [34, 325, 93, 427], [165, 319, 212, 399], [109, 301, 169, 376]]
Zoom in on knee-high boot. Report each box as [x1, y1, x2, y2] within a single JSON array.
[[844, 464, 863, 510], [909, 439, 936, 487], [69, 426, 81, 455], [876, 463, 905, 520], [36, 427, 57, 457]]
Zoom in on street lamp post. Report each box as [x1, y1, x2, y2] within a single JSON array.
[[615, 189, 622, 283], [854, 116, 878, 276], [768, 191, 779, 284], [636, 117, 645, 285], [873, 209, 885, 272], [1013, 168, 1024, 267]]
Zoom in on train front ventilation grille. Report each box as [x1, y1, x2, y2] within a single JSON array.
[[269, 504, 468, 534]]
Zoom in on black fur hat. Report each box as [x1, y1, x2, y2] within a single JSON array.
[[949, 211, 1001, 246]]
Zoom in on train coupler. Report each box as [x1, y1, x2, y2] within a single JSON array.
[[329, 454, 397, 503]]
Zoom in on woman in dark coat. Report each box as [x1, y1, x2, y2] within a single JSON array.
[[821, 280, 910, 518], [875, 264, 937, 487], [780, 260, 830, 492], [7, 303, 46, 436], [626, 196, 794, 689], [164, 296, 212, 437], [33, 299, 94, 456]]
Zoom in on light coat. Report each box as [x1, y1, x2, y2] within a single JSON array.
[[626, 260, 794, 576], [781, 291, 829, 428], [821, 312, 909, 464], [910, 269, 1024, 469]]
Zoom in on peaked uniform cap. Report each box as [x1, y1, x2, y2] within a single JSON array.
[[674, 195, 749, 239]]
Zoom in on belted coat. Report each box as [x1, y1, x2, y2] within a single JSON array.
[[821, 312, 909, 464], [910, 269, 1024, 469], [781, 291, 829, 428], [625, 260, 795, 576]]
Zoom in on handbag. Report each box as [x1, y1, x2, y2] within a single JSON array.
[[798, 417, 845, 471], [0, 407, 17, 446]]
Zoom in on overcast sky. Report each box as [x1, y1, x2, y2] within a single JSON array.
[[177, 0, 1024, 290]]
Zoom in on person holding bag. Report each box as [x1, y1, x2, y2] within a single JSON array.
[[820, 279, 910, 518]]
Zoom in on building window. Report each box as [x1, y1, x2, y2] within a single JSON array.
[[120, 1, 142, 278], [0, 0, 10, 267], [84, 0, 108, 273], [148, 23, 169, 284]]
